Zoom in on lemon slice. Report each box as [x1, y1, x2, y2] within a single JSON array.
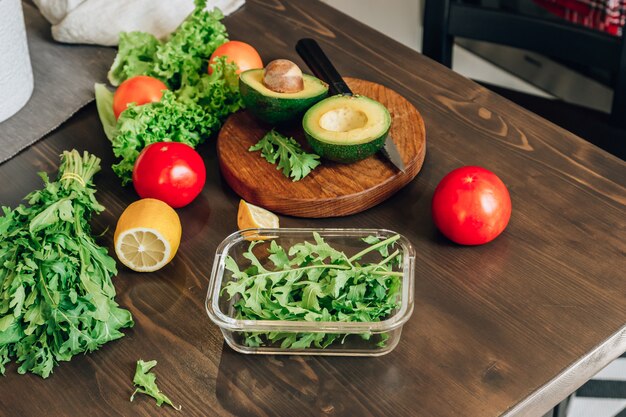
[[237, 199, 279, 235], [114, 199, 182, 272]]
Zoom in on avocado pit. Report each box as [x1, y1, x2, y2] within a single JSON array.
[[263, 59, 304, 93]]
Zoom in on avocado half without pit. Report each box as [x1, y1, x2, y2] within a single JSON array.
[[239, 59, 329, 124], [302, 94, 392, 163]]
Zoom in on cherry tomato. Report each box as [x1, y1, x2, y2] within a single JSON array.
[[432, 166, 512, 245], [132, 142, 206, 208], [208, 41, 263, 74], [113, 75, 167, 119]]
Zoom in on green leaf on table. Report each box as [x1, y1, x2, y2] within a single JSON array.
[[130, 360, 181, 411]]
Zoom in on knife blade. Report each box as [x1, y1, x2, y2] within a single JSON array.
[[295, 38, 406, 173]]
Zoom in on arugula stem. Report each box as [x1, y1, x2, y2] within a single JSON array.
[[370, 271, 404, 277], [271, 131, 296, 153], [378, 249, 400, 267], [253, 264, 352, 279], [348, 235, 401, 263], [38, 270, 58, 309]]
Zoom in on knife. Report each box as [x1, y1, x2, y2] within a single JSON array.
[[295, 38, 406, 172]]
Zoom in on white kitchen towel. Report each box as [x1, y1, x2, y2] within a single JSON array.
[[33, 0, 245, 46]]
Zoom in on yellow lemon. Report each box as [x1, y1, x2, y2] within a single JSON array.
[[237, 200, 279, 240], [114, 198, 182, 272]]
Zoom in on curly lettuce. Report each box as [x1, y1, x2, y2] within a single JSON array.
[[108, 2, 228, 89], [96, 58, 240, 184], [96, 0, 243, 185], [107, 32, 160, 87]]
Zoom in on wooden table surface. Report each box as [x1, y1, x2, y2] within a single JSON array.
[[1, 1, 625, 416]]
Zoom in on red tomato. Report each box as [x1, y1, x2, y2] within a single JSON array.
[[208, 41, 263, 74], [432, 166, 512, 245], [113, 75, 167, 119], [132, 142, 206, 208]]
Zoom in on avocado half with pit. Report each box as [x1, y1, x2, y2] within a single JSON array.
[[239, 68, 329, 124], [302, 94, 391, 163]]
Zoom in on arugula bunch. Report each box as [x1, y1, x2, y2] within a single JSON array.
[[249, 130, 321, 181], [0, 150, 133, 378], [131, 360, 181, 410], [95, 0, 243, 184], [223, 233, 403, 349]]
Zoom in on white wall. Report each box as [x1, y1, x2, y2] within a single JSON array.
[[321, 0, 422, 50]]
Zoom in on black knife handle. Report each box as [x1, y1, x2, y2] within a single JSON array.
[[296, 38, 353, 96]]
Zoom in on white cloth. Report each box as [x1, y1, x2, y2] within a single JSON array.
[[33, 0, 245, 46]]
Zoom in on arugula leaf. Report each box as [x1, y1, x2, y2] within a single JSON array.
[[131, 360, 181, 411], [268, 240, 290, 269], [0, 151, 133, 378], [249, 130, 321, 181], [300, 282, 323, 311], [223, 233, 403, 349], [328, 270, 353, 298]]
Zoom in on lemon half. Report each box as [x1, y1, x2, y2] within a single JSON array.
[[114, 199, 182, 272]]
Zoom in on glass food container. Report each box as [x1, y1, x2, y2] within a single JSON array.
[[206, 228, 415, 356]]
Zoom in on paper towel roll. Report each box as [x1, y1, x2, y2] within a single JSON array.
[[0, 0, 34, 123]]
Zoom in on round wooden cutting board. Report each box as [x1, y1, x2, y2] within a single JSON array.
[[217, 77, 426, 218]]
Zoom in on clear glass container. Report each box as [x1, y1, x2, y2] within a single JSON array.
[[206, 228, 415, 356]]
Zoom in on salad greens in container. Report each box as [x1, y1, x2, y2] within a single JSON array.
[[206, 228, 415, 356]]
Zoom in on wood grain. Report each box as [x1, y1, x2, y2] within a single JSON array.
[[0, 1, 625, 417], [217, 77, 426, 217]]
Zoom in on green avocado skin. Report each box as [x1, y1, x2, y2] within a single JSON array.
[[239, 79, 328, 124], [302, 94, 391, 163], [305, 132, 387, 163]]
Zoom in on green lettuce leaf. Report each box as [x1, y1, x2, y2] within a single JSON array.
[[107, 3, 227, 89], [94, 84, 117, 141], [110, 58, 241, 184], [99, 0, 242, 185], [108, 32, 161, 87]]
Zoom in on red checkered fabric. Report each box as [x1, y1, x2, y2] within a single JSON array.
[[534, 0, 626, 36]]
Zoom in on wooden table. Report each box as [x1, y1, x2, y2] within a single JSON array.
[[1, 1, 625, 416]]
